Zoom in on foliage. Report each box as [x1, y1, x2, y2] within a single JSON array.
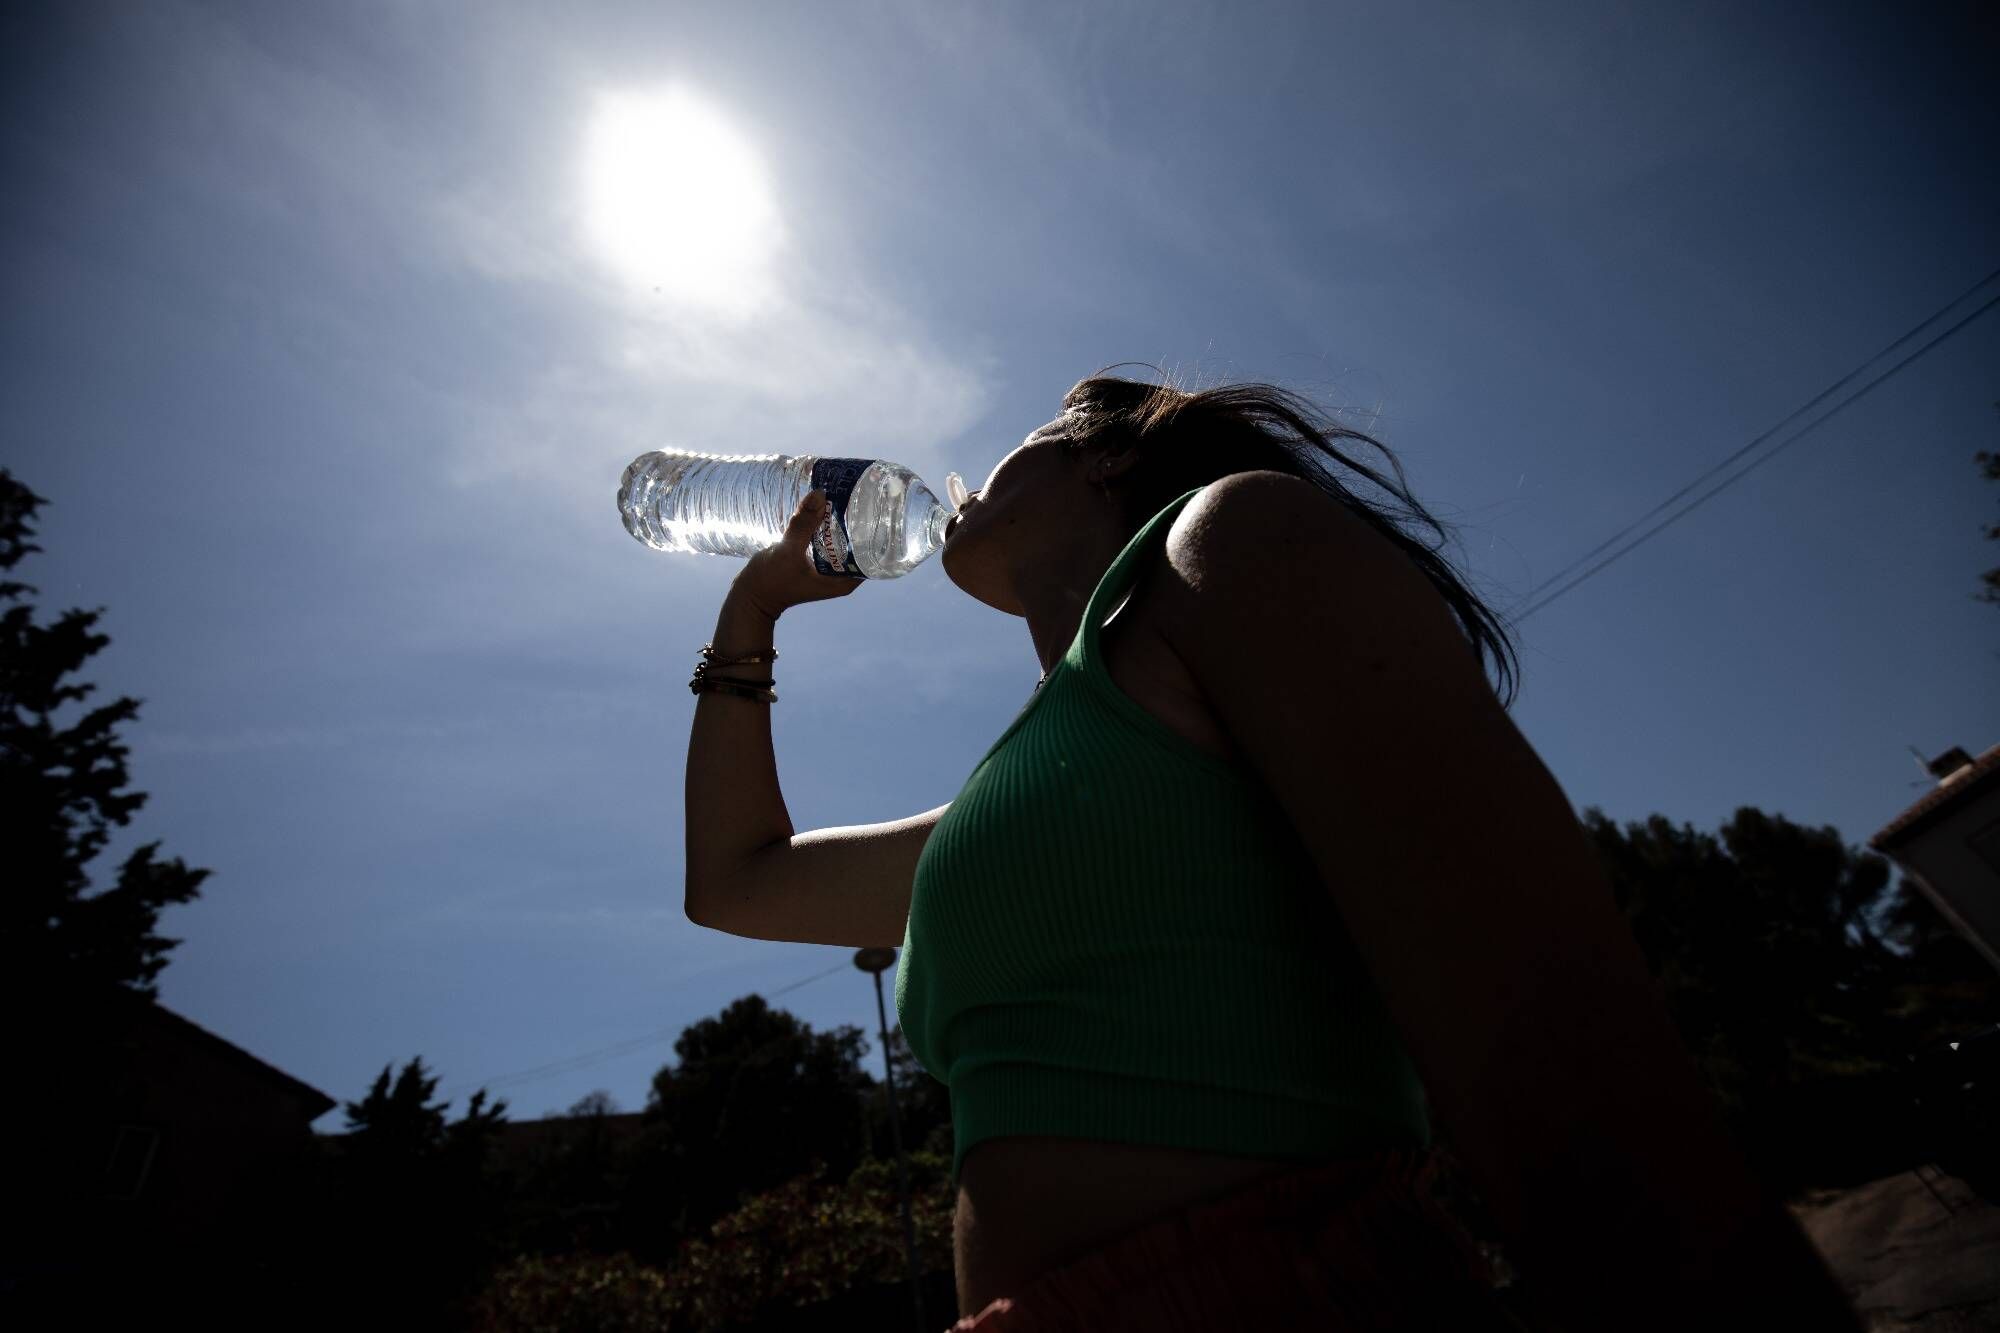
[[341, 1055, 511, 1174], [561, 1089, 623, 1118], [640, 994, 878, 1238], [1, 467, 210, 1007], [0, 466, 215, 1297], [292, 1057, 515, 1328], [494, 1093, 643, 1260], [859, 1021, 952, 1163], [1578, 804, 1998, 1194], [470, 1149, 953, 1333], [468, 1251, 677, 1333]]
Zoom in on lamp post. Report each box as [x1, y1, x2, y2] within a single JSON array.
[[854, 946, 925, 1333]]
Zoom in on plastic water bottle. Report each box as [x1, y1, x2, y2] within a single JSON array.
[[618, 449, 974, 580]]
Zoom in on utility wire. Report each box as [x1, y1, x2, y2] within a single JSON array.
[[1508, 266, 2000, 624], [438, 958, 856, 1104]]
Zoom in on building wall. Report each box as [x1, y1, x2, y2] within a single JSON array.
[[95, 1006, 327, 1253], [1894, 785, 2000, 977]]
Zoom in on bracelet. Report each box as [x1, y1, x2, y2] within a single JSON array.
[[690, 667, 776, 686], [700, 642, 777, 667], [690, 675, 777, 703], [691, 642, 779, 702]]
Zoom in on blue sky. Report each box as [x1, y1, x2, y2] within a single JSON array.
[[5, 0, 1995, 1129]]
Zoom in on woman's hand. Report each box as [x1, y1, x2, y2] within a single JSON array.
[[733, 490, 864, 620]]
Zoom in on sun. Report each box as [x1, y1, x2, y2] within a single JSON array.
[[582, 87, 783, 313]]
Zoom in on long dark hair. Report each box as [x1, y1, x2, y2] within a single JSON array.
[[1055, 365, 1523, 711]]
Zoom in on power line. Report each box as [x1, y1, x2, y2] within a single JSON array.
[[1507, 266, 2000, 624], [437, 958, 857, 1105]]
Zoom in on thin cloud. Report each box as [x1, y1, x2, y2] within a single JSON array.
[[117, 0, 997, 519], [138, 717, 491, 756]]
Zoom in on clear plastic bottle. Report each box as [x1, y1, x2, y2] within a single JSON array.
[[618, 449, 973, 579]]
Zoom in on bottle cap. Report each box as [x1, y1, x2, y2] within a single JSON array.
[[945, 471, 970, 512]]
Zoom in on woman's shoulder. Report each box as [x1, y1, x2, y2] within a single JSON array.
[[1159, 470, 1367, 596]]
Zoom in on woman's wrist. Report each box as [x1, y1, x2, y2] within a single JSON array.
[[717, 586, 782, 644]]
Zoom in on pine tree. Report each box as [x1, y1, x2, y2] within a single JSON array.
[[2, 466, 215, 1296], [321, 1056, 512, 1323], [1, 467, 210, 1008]]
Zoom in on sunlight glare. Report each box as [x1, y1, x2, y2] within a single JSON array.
[[583, 88, 783, 313]]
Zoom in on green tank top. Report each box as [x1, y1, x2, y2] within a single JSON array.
[[896, 483, 1432, 1189]]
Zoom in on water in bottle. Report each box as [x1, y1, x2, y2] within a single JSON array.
[[618, 449, 973, 579]]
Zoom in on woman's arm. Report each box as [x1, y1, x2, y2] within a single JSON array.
[[1156, 472, 1861, 1329], [1439, 934, 1860, 1328]]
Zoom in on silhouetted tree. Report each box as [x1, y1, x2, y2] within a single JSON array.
[[0, 468, 210, 1007], [497, 1088, 635, 1258], [859, 1022, 951, 1167], [342, 1058, 455, 1160], [295, 1057, 510, 1328], [1, 468, 214, 1310], [1579, 804, 1997, 1195], [624, 994, 874, 1258]]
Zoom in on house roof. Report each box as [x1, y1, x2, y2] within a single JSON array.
[[321, 1109, 653, 1162], [146, 1002, 338, 1121], [1870, 740, 2000, 852], [486, 1111, 650, 1160]]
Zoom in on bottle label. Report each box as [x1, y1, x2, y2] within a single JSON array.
[[808, 458, 870, 578]]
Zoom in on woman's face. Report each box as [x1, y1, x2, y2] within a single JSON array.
[[940, 414, 1130, 615]]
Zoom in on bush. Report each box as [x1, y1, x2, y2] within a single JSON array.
[[468, 1251, 676, 1333], [659, 1152, 954, 1330], [471, 1150, 955, 1333]]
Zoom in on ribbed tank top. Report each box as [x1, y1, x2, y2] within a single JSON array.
[[895, 483, 1432, 1189]]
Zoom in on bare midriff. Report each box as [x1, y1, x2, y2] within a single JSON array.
[[952, 1136, 1298, 1316]]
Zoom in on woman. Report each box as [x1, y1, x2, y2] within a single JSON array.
[[684, 369, 1862, 1330]]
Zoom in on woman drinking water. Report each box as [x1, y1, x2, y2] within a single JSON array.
[[680, 368, 1862, 1331]]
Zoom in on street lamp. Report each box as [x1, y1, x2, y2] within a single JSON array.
[[854, 945, 926, 1333]]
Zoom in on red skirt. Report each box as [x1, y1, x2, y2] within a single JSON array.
[[946, 1145, 1545, 1331]]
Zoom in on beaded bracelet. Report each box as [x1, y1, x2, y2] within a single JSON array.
[[701, 643, 778, 668], [690, 642, 779, 703]]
